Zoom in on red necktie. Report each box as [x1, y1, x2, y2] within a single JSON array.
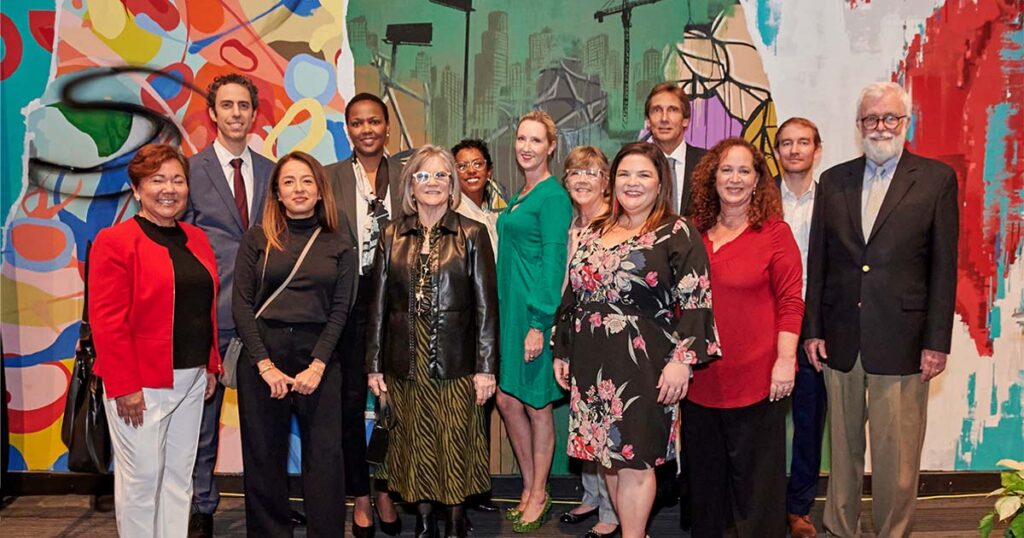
[[230, 158, 249, 229]]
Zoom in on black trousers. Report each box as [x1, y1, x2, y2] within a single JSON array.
[[338, 275, 373, 498], [683, 397, 787, 538], [238, 320, 345, 537]]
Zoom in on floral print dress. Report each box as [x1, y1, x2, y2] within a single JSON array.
[[554, 217, 720, 470]]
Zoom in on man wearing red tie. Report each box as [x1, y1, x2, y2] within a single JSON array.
[[183, 73, 275, 537]]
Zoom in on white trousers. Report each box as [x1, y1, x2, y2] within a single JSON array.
[[104, 367, 206, 538]]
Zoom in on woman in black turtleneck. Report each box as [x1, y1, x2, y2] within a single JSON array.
[[232, 151, 357, 537]]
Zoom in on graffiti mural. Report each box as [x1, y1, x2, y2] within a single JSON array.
[[1, 0, 1021, 476]]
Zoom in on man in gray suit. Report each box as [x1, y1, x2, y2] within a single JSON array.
[[183, 73, 274, 538]]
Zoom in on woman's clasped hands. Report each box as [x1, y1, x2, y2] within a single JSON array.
[[258, 358, 326, 398]]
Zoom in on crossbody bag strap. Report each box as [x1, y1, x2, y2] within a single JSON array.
[[254, 227, 322, 319]]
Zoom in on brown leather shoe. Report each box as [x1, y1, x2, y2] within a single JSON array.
[[788, 513, 818, 538]]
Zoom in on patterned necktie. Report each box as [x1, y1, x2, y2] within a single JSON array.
[[230, 158, 249, 229], [862, 168, 885, 239]]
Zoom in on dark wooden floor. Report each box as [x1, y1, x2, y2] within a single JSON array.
[[0, 494, 1001, 537]]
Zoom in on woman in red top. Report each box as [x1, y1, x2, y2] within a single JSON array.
[[685, 138, 804, 537], [89, 144, 221, 537]]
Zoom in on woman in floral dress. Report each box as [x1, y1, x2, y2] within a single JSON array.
[[554, 142, 720, 538]]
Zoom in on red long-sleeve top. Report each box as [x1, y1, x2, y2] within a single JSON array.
[[689, 217, 804, 409]]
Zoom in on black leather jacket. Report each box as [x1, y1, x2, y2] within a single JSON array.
[[366, 211, 498, 379]]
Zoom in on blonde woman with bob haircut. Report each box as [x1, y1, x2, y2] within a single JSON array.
[[366, 145, 498, 538], [496, 111, 574, 533], [232, 151, 357, 536]]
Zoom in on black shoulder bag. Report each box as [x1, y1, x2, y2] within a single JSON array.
[[62, 241, 112, 473]]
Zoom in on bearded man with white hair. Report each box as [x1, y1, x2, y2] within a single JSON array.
[[802, 81, 959, 537]]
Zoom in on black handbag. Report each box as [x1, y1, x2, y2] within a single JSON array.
[[62, 241, 112, 474], [366, 395, 394, 466]]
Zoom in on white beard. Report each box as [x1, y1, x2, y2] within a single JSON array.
[[862, 131, 906, 164]]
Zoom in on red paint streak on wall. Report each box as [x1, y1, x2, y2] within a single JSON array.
[[899, 1, 1024, 356]]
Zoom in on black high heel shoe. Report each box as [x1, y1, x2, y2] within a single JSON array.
[[415, 502, 439, 538], [352, 508, 376, 536], [352, 518, 375, 538], [443, 504, 468, 538], [376, 503, 402, 537]]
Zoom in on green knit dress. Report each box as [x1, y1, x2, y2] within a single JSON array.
[[495, 177, 573, 408]]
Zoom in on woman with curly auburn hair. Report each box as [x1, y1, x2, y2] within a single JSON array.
[[553, 142, 720, 538], [684, 137, 804, 537]]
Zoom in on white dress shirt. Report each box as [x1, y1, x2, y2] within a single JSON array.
[[665, 142, 688, 213], [212, 139, 255, 214], [780, 178, 816, 297]]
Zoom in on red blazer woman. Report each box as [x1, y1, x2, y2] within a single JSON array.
[[89, 218, 222, 399]]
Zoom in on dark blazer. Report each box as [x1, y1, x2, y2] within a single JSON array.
[[183, 145, 274, 335], [324, 155, 405, 248], [802, 150, 958, 375], [89, 219, 222, 398], [679, 144, 708, 216], [365, 211, 498, 379]]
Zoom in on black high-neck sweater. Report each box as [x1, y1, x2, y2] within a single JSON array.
[[134, 215, 213, 370], [232, 215, 357, 365]]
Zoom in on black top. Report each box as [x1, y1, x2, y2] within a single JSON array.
[[134, 215, 213, 370], [232, 215, 357, 365]]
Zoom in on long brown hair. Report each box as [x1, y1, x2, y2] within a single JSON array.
[[690, 137, 781, 232], [592, 142, 676, 235], [261, 151, 338, 251]]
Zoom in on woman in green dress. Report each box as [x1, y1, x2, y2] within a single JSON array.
[[366, 145, 499, 538], [496, 111, 573, 533]]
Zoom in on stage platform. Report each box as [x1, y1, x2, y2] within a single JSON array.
[[0, 493, 1001, 537]]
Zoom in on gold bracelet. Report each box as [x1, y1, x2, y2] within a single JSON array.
[[258, 363, 276, 375]]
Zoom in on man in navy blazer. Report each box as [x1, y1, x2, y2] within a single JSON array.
[[182, 73, 274, 537], [803, 82, 958, 537]]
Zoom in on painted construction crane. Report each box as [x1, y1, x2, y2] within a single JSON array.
[[594, 0, 665, 125]]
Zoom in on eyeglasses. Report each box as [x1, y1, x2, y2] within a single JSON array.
[[412, 170, 452, 183], [456, 160, 487, 172], [859, 114, 906, 130], [567, 169, 604, 178]]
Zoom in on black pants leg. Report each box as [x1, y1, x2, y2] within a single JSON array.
[[238, 338, 294, 537], [684, 400, 731, 538], [727, 398, 787, 538], [295, 358, 346, 537], [685, 398, 786, 538], [340, 277, 372, 498]]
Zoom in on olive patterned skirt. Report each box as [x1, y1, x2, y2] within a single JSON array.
[[383, 276, 491, 505]]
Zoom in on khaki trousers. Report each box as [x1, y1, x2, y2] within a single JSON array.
[[823, 358, 929, 538]]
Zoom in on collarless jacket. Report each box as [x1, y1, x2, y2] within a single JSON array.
[[366, 211, 498, 379]]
